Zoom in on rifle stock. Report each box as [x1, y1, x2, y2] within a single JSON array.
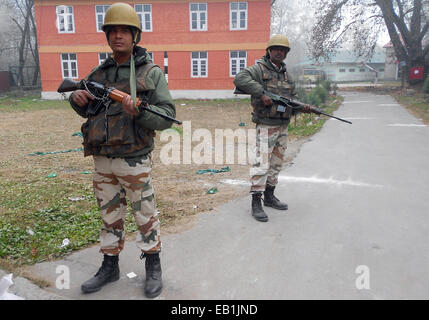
[[57, 78, 83, 93]]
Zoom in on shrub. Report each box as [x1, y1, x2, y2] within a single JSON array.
[[308, 91, 322, 106], [313, 85, 329, 104]]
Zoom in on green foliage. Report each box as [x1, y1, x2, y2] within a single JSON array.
[[296, 84, 329, 106], [320, 79, 332, 92]]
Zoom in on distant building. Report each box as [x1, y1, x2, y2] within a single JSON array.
[[34, 0, 270, 99], [295, 48, 387, 83]]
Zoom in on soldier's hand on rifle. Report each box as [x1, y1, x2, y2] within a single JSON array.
[[72, 90, 94, 107], [122, 94, 140, 117], [260, 94, 273, 107], [302, 104, 321, 114], [302, 104, 312, 114]]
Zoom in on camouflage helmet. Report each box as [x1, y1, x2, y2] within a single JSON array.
[[102, 3, 142, 43], [267, 34, 290, 52]]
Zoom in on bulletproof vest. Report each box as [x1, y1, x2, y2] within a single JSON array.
[[81, 62, 157, 157], [251, 62, 294, 120]]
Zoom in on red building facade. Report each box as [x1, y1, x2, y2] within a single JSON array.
[[34, 0, 271, 99]]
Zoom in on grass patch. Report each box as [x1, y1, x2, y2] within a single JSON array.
[[0, 94, 70, 112], [392, 93, 429, 124]]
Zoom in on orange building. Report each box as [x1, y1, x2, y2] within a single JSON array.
[[34, 0, 271, 99]]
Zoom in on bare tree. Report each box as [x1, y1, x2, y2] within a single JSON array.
[[271, 0, 316, 74], [1, 0, 39, 87], [308, 0, 429, 83]]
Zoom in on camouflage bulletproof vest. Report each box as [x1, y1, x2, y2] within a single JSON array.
[[81, 62, 157, 157], [251, 62, 294, 120]]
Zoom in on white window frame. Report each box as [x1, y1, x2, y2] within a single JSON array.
[[61, 53, 78, 79], [191, 51, 208, 78], [135, 4, 153, 32], [189, 3, 208, 31], [95, 5, 110, 32], [56, 6, 75, 33], [230, 2, 247, 30], [98, 52, 110, 65], [229, 50, 246, 77]]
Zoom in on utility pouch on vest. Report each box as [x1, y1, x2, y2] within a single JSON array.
[[277, 104, 287, 113]]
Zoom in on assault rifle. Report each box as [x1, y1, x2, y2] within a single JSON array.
[[234, 88, 352, 124], [58, 78, 182, 125]]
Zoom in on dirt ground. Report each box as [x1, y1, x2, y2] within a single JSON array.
[[0, 99, 308, 234]]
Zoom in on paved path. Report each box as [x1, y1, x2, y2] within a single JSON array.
[[22, 91, 429, 299]]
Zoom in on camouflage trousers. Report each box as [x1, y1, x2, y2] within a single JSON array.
[[92, 155, 161, 256], [250, 123, 288, 193]]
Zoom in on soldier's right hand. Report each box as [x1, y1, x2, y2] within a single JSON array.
[[260, 94, 273, 107], [71, 90, 94, 107]]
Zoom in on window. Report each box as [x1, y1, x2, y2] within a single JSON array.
[[230, 2, 247, 30], [95, 5, 110, 32], [379, 68, 384, 72], [99, 52, 110, 65], [359, 68, 365, 72], [230, 50, 246, 76], [349, 68, 355, 72], [56, 6, 74, 33], [135, 4, 152, 31], [61, 53, 78, 78], [190, 3, 207, 31], [191, 51, 208, 77], [339, 69, 346, 73]]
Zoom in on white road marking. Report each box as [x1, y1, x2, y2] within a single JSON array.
[[377, 104, 400, 107], [278, 175, 384, 188], [387, 124, 428, 127], [343, 101, 373, 104]]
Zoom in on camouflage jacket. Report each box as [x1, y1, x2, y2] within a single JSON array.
[[234, 56, 296, 126], [70, 46, 176, 158]]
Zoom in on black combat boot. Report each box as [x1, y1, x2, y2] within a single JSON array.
[[251, 192, 268, 222], [263, 185, 288, 210], [81, 254, 120, 293], [141, 252, 162, 298]]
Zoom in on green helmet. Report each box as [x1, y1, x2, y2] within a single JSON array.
[[102, 3, 141, 43]]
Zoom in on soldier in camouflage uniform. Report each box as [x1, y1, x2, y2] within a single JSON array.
[[69, 3, 175, 298], [234, 34, 312, 222]]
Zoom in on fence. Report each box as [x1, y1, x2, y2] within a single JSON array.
[[8, 65, 41, 90]]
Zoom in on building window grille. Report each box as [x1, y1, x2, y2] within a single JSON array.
[[135, 4, 153, 31], [230, 2, 247, 30], [191, 51, 208, 77], [95, 5, 110, 32], [230, 50, 247, 76], [56, 6, 75, 33], [190, 3, 207, 31], [61, 53, 78, 78], [98, 52, 110, 65]]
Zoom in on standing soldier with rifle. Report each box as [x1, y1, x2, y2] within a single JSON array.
[[68, 3, 175, 298], [234, 34, 314, 223]]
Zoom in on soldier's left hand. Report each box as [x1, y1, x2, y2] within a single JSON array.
[[302, 104, 313, 113], [122, 94, 140, 116]]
